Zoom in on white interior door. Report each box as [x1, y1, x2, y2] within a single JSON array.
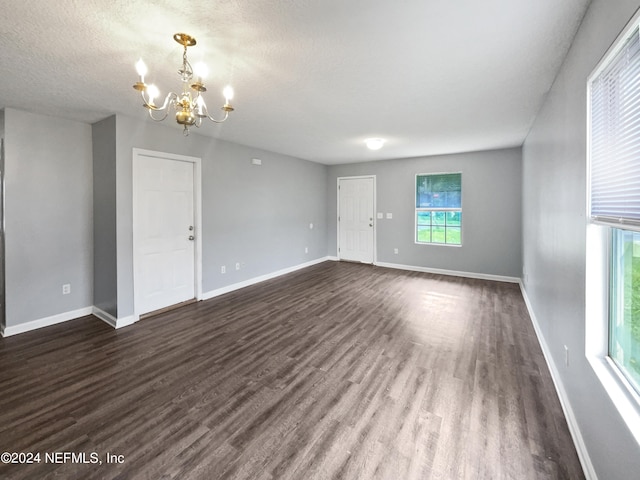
[[134, 153, 196, 315], [338, 177, 375, 263]]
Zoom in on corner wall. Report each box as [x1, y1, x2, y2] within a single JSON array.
[[522, 0, 640, 478], [327, 147, 522, 279], [92, 116, 118, 317], [3, 108, 93, 330]]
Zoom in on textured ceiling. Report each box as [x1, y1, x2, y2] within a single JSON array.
[[0, 0, 591, 164]]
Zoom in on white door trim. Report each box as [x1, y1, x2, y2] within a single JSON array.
[[132, 148, 203, 319], [337, 175, 376, 264]]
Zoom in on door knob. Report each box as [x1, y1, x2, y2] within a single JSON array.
[[369, 223, 373, 227], [188, 235, 195, 241], [189, 226, 194, 231]]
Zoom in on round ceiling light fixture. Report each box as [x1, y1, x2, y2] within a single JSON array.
[[365, 138, 386, 150]]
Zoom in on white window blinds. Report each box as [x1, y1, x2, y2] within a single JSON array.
[[590, 27, 640, 226]]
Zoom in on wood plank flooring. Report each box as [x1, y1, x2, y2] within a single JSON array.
[[0, 261, 584, 479]]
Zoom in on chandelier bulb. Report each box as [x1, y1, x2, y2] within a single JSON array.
[[193, 62, 209, 82], [223, 85, 234, 102], [136, 59, 148, 82], [147, 84, 159, 105], [196, 95, 205, 115]]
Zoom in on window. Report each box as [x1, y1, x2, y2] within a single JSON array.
[[610, 229, 640, 394], [415, 173, 461, 245], [587, 12, 640, 430]]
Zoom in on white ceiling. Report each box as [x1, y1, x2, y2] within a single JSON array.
[[0, 0, 591, 165]]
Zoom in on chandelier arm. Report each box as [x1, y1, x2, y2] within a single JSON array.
[[205, 111, 230, 124], [197, 102, 230, 124], [198, 105, 229, 123], [141, 91, 179, 112], [148, 108, 170, 122]]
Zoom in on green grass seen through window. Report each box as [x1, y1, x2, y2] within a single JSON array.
[[416, 211, 461, 245]]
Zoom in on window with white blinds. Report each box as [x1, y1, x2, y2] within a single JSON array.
[[590, 27, 640, 227]]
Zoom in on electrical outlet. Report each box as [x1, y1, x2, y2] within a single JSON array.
[[394, 248, 399, 254], [221, 266, 226, 274], [235, 262, 240, 271], [62, 284, 71, 295], [305, 246, 309, 254]]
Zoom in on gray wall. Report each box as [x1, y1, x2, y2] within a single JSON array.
[[327, 147, 522, 278], [92, 116, 118, 317], [3, 108, 93, 327], [522, 0, 640, 478], [112, 115, 328, 318]]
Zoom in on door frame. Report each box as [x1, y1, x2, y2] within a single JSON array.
[[132, 148, 203, 319], [337, 175, 377, 264]]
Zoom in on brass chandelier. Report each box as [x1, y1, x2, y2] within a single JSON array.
[[133, 33, 234, 136]]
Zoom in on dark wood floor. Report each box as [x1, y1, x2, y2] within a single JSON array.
[[0, 261, 584, 480]]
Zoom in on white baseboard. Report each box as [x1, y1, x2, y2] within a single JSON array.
[[115, 315, 137, 329], [519, 283, 597, 480], [202, 256, 331, 300], [92, 307, 137, 330], [0, 306, 139, 338], [0, 258, 330, 337], [1, 306, 93, 337], [374, 261, 520, 283]]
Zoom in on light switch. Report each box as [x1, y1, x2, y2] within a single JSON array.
[[386, 213, 393, 219], [377, 212, 383, 219]]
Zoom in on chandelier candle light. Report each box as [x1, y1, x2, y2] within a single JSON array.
[[133, 33, 234, 136]]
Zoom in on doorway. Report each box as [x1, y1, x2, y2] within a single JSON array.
[[132, 149, 202, 317], [337, 176, 376, 264]]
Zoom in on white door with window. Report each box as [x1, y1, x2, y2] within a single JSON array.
[[133, 150, 200, 316], [338, 176, 375, 263]]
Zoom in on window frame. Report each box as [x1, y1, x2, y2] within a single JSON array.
[[585, 8, 640, 445], [414, 172, 462, 247], [586, 224, 640, 445]]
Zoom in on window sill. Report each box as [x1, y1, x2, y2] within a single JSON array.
[[587, 354, 640, 445], [414, 242, 462, 247]]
